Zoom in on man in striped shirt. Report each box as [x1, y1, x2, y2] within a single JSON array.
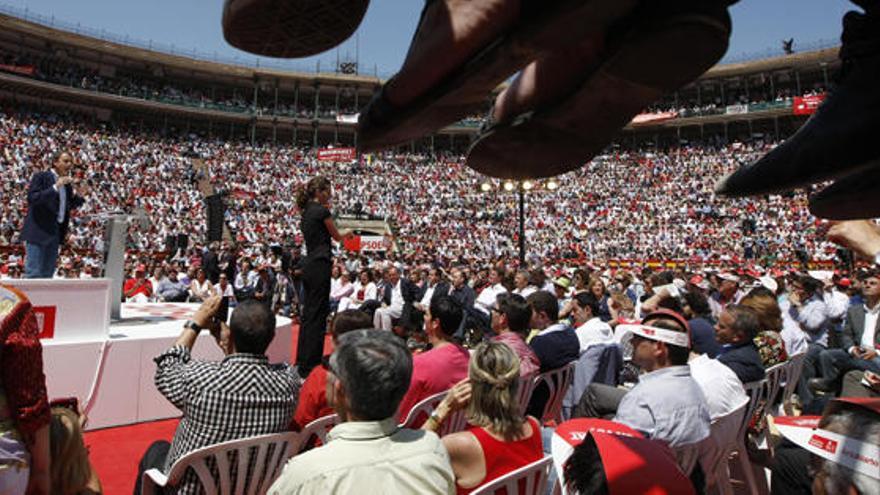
[[135, 296, 301, 495]]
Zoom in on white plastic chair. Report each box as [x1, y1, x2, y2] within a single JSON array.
[[290, 413, 340, 455], [471, 456, 553, 495], [782, 352, 807, 415], [399, 390, 469, 436], [531, 362, 576, 424], [516, 374, 538, 417], [727, 379, 771, 495], [141, 431, 298, 495], [704, 404, 747, 495]]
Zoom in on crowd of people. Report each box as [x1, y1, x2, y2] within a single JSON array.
[[0, 104, 846, 280], [1, 49, 361, 118]]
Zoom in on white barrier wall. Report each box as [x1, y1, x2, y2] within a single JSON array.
[[6, 278, 111, 342]]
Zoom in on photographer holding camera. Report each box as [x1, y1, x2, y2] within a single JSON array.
[[134, 296, 301, 495]]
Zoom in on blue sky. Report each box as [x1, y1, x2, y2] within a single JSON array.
[[4, 0, 853, 78]]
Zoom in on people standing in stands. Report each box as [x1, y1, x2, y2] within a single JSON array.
[[295, 176, 351, 377], [21, 151, 87, 279]]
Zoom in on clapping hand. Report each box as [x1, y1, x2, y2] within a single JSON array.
[[827, 220, 880, 260]]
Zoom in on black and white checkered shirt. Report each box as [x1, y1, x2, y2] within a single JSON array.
[[155, 345, 301, 494]]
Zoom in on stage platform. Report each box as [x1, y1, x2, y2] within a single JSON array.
[[6, 279, 292, 430]]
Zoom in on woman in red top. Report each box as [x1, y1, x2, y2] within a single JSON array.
[[425, 342, 543, 494]]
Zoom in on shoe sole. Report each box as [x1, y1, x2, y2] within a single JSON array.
[[467, 9, 730, 179], [358, 0, 639, 152], [223, 0, 370, 58], [808, 162, 880, 220]]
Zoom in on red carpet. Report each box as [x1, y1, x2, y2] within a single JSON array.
[[84, 323, 334, 494], [85, 419, 179, 495]]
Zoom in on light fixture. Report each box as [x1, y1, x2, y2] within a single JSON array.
[[503, 181, 515, 192], [480, 182, 492, 192], [546, 180, 559, 191], [522, 180, 534, 191]]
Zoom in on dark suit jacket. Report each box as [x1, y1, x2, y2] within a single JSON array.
[[718, 342, 766, 383], [21, 170, 84, 246], [841, 303, 880, 351]]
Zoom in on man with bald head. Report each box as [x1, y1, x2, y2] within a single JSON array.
[[22, 151, 88, 278]]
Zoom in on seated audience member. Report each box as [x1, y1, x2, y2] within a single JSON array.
[[135, 297, 301, 495], [292, 309, 373, 430], [338, 270, 378, 312], [554, 419, 695, 495], [770, 398, 880, 494], [213, 273, 235, 300], [49, 405, 102, 494], [682, 290, 721, 358], [512, 270, 537, 298], [527, 291, 580, 371], [423, 343, 543, 494], [570, 292, 614, 353], [373, 266, 406, 331], [270, 330, 455, 494], [489, 293, 540, 379], [607, 291, 636, 327], [811, 270, 880, 394], [188, 268, 213, 302], [397, 295, 470, 421], [329, 271, 354, 312], [740, 288, 790, 367], [0, 283, 51, 495], [526, 290, 580, 418], [474, 267, 508, 316], [576, 311, 711, 448], [123, 264, 153, 302], [233, 260, 258, 301], [156, 269, 189, 302], [715, 305, 767, 383]]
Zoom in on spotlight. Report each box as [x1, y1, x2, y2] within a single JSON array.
[[480, 182, 492, 192], [522, 181, 534, 191], [503, 181, 515, 192], [546, 180, 559, 191]]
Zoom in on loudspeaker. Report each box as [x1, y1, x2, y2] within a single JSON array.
[[176, 233, 189, 253], [166, 235, 177, 255], [204, 194, 225, 243]]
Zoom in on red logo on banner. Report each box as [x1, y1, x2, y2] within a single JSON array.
[[33, 306, 57, 339], [809, 434, 839, 454], [793, 94, 826, 115], [343, 236, 361, 252], [317, 148, 356, 162]]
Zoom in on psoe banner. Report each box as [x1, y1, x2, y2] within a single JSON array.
[[793, 94, 826, 115], [317, 147, 356, 162], [343, 235, 391, 252]]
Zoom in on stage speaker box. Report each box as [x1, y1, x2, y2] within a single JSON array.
[[205, 194, 225, 243]]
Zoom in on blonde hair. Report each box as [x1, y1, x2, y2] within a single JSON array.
[[50, 407, 97, 495], [466, 342, 524, 441], [740, 292, 783, 332]]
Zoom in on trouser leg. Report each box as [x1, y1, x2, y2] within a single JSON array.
[[297, 259, 331, 375], [134, 440, 171, 495]]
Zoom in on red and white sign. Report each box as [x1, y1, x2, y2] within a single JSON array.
[[317, 147, 356, 162], [33, 305, 57, 339], [343, 235, 391, 253], [793, 94, 826, 116], [0, 64, 36, 76]]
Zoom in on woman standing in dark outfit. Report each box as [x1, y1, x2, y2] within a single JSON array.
[[295, 177, 350, 376]]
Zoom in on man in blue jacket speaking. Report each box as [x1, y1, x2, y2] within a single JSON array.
[[21, 151, 86, 278]]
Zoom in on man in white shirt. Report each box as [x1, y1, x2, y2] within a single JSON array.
[[812, 271, 880, 393], [269, 330, 455, 494], [474, 267, 508, 315], [374, 266, 406, 331], [571, 292, 614, 353]]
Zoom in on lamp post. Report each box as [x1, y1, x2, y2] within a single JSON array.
[[483, 179, 559, 268]]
